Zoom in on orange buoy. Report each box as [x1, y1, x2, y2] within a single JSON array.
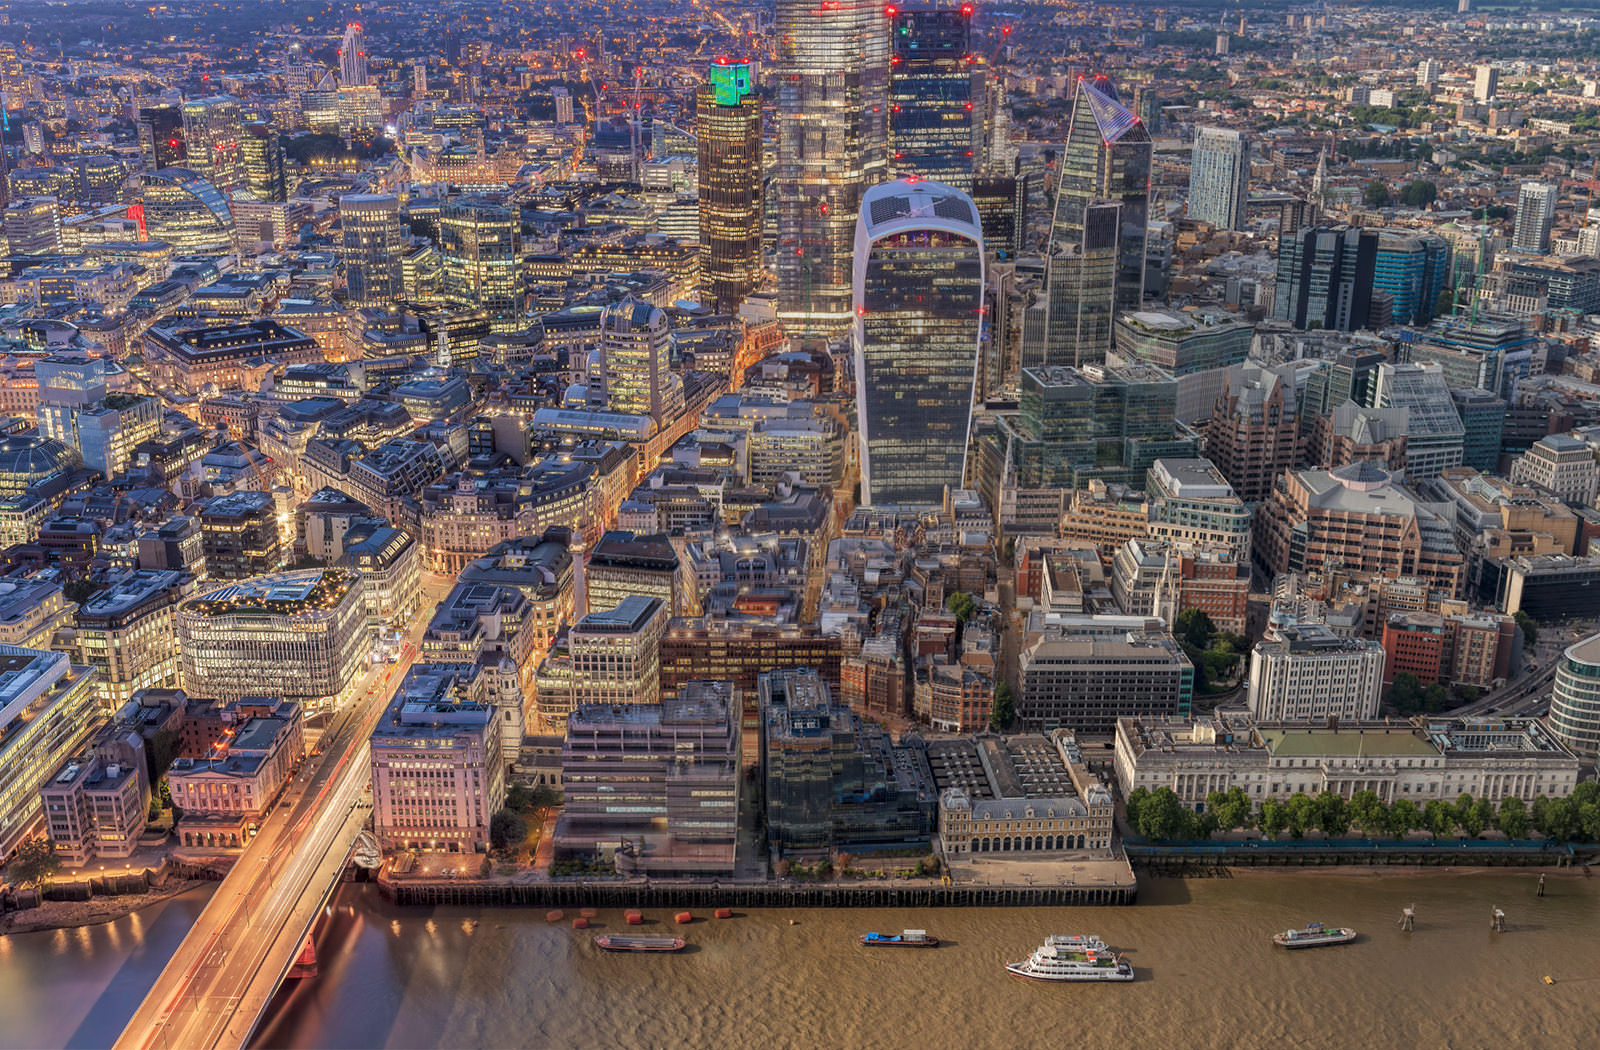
[[674, 911, 694, 925], [571, 917, 589, 929], [624, 910, 644, 925], [545, 910, 564, 923], [714, 908, 733, 919]]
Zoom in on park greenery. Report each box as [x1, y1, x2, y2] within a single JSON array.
[[990, 681, 1015, 733], [1385, 672, 1450, 715], [1125, 783, 1600, 844], [1173, 609, 1248, 694]]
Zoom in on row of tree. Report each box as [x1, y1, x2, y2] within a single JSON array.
[[1126, 782, 1600, 844]]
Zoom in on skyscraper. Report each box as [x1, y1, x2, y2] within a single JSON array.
[[1044, 200, 1121, 368], [599, 300, 684, 424], [774, 0, 889, 333], [696, 60, 763, 314], [239, 122, 286, 202], [1188, 127, 1249, 231], [1272, 225, 1378, 332], [136, 104, 185, 170], [339, 23, 368, 88], [440, 199, 522, 327], [1473, 63, 1499, 102], [180, 96, 247, 192], [852, 178, 985, 506], [888, 7, 980, 191], [1373, 231, 1451, 326], [1512, 181, 1558, 254], [1046, 77, 1151, 364], [340, 194, 405, 307]]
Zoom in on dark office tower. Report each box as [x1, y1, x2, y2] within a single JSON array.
[[1047, 76, 1151, 321], [340, 194, 405, 307], [240, 122, 286, 202], [888, 7, 979, 191], [852, 178, 985, 507], [1273, 225, 1379, 332], [137, 104, 186, 170], [696, 60, 763, 314], [444, 30, 462, 67], [971, 173, 1026, 258], [1045, 201, 1121, 368], [774, 0, 889, 334], [440, 199, 522, 328]]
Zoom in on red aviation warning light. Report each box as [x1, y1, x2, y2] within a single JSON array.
[[885, 4, 898, 16], [960, 4, 974, 15]]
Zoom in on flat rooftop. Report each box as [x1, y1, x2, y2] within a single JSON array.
[[1258, 727, 1437, 758]]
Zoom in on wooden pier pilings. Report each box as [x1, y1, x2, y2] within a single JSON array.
[[379, 879, 1138, 909]]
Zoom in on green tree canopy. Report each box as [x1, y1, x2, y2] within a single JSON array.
[[1174, 608, 1217, 651], [4, 837, 60, 888], [989, 681, 1015, 733], [489, 809, 528, 852], [1364, 179, 1393, 207], [1496, 796, 1531, 839], [1512, 611, 1538, 648], [1397, 179, 1438, 207]]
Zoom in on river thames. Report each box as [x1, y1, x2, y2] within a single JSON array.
[[4, 871, 1598, 1050]]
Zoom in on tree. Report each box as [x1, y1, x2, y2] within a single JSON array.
[[1513, 611, 1538, 649], [1349, 790, 1386, 836], [1388, 799, 1422, 838], [1423, 799, 1457, 840], [1386, 673, 1424, 714], [944, 592, 977, 624], [1496, 796, 1531, 839], [4, 837, 60, 889], [1260, 799, 1289, 840], [1397, 179, 1438, 207], [489, 809, 527, 853], [1465, 797, 1497, 838], [1135, 788, 1192, 841], [814, 858, 833, 880], [1285, 793, 1318, 839], [1364, 179, 1393, 207], [1315, 792, 1351, 838], [1174, 608, 1217, 651], [1422, 683, 1449, 714], [1536, 797, 1580, 842], [1207, 787, 1253, 831], [835, 851, 854, 874], [989, 682, 1015, 733], [774, 859, 792, 879]]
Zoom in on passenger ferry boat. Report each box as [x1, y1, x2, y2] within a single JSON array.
[[1272, 922, 1358, 949], [594, 934, 686, 953], [1005, 936, 1134, 982], [860, 929, 938, 948]]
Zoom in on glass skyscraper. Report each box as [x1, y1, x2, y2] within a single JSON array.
[[180, 96, 247, 193], [774, 0, 889, 334], [441, 199, 522, 328], [852, 178, 984, 506], [888, 8, 979, 191], [696, 60, 763, 314], [1188, 127, 1248, 231], [1049, 77, 1151, 310], [340, 194, 405, 307], [1374, 230, 1451, 327]]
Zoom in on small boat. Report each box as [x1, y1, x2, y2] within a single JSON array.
[[1273, 922, 1358, 949], [1006, 936, 1134, 982], [860, 929, 938, 948], [595, 934, 686, 953]]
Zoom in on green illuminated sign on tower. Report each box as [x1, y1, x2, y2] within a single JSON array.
[[709, 61, 753, 106]]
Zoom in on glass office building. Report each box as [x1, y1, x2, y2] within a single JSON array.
[[852, 178, 984, 506], [1188, 127, 1248, 231], [774, 0, 889, 333], [1048, 77, 1151, 324], [340, 193, 405, 307], [696, 61, 763, 314], [140, 168, 236, 254], [888, 8, 979, 191], [441, 198, 522, 328]]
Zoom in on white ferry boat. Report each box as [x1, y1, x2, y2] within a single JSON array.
[[1005, 936, 1134, 982], [1272, 922, 1358, 949]]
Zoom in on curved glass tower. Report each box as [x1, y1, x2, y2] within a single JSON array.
[[1550, 633, 1600, 758], [852, 178, 984, 507]]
